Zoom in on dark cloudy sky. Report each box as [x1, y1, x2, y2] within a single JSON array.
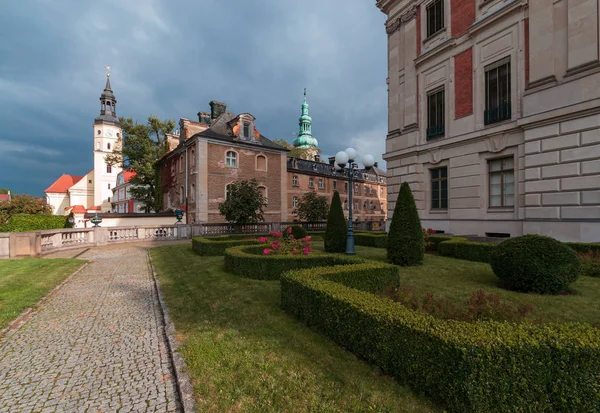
[[0, 0, 388, 196]]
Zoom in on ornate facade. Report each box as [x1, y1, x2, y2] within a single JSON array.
[[377, 0, 600, 242]]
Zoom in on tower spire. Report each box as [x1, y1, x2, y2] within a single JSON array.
[[95, 66, 118, 124], [293, 88, 318, 149]]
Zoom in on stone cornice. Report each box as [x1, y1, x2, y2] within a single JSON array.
[[385, 5, 418, 34]]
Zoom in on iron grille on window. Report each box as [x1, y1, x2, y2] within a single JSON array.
[[427, 89, 445, 140], [484, 59, 511, 125], [431, 167, 448, 209], [426, 0, 444, 38], [488, 157, 515, 207]]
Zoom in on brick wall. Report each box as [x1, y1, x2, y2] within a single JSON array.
[[451, 0, 475, 38], [454, 47, 473, 119]]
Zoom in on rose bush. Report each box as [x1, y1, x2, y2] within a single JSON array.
[[260, 229, 313, 256]]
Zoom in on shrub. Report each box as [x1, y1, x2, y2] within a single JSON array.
[[387, 182, 424, 266], [281, 265, 600, 413], [285, 225, 307, 240], [191, 236, 260, 256], [438, 238, 495, 263], [386, 286, 534, 323], [427, 235, 463, 252], [2, 214, 69, 232], [324, 190, 347, 253], [578, 250, 600, 278], [260, 230, 313, 256], [491, 235, 581, 294], [224, 244, 363, 280], [565, 242, 600, 254], [353, 232, 387, 248]]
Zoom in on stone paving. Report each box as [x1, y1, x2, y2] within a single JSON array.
[[0, 243, 184, 413]]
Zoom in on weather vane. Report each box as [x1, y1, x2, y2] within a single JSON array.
[[105, 65, 112, 77]]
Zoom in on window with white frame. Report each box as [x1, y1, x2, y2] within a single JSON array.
[[292, 175, 299, 187], [488, 157, 515, 207], [318, 179, 324, 189], [226, 151, 237, 167], [293, 196, 299, 209], [243, 123, 250, 138], [309, 178, 314, 188]]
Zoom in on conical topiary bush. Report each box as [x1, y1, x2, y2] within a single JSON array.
[[324, 190, 347, 253], [387, 182, 424, 266]]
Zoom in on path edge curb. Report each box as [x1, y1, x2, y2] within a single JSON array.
[[147, 250, 196, 413], [0, 261, 89, 338]]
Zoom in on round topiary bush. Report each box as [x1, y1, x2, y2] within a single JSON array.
[[490, 234, 581, 294], [285, 225, 307, 240]]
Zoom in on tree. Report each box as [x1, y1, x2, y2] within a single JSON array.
[[324, 190, 347, 253], [387, 182, 424, 266], [218, 179, 267, 224], [273, 138, 323, 161], [105, 115, 175, 213], [0, 194, 52, 225], [294, 191, 329, 222], [0, 188, 9, 194]]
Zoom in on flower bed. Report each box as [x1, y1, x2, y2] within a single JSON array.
[[281, 265, 600, 413], [223, 244, 364, 280], [191, 235, 262, 256]]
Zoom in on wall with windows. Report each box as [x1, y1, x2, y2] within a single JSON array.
[[378, 0, 600, 241]]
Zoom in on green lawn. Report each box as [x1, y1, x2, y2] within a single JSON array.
[[354, 243, 600, 326], [0, 258, 85, 330], [151, 244, 440, 413]]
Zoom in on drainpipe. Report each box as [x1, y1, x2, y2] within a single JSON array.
[[185, 144, 189, 224]]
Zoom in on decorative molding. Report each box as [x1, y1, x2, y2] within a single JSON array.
[[564, 60, 600, 78], [486, 133, 509, 153], [386, 17, 402, 34], [401, 6, 418, 23], [429, 149, 444, 164], [525, 75, 557, 91]]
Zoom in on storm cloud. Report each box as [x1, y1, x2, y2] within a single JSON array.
[[0, 0, 388, 196]]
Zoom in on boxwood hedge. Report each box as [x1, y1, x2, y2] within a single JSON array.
[[353, 232, 388, 248], [281, 265, 600, 413], [223, 244, 364, 280], [191, 235, 261, 256], [438, 238, 496, 263], [1, 214, 69, 232]]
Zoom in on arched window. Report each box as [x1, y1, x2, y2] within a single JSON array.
[[344, 199, 348, 210], [256, 155, 267, 171], [226, 151, 237, 167], [258, 185, 267, 203], [190, 184, 195, 202], [191, 149, 195, 167], [106, 165, 112, 174], [117, 132, 120, 138], [225, 183, 233, 200], [179, 155, 184, 172], [363, 201, 367, 209], [107, 143, 111, 150], [97, 130, 101, 136], [293, 197, 298, 208]]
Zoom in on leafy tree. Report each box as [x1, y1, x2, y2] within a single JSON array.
[[218, 179, 267, 224], [387, 182, 424, 266], [273, 138, 323, 161], [105, 115, 175, 213], [294, 191, 329, 222], [0, 194, 52, 225], [0, 188, 9, 194], [324, 190, 347, 253]]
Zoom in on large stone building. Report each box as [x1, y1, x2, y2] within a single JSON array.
[[160, 95, 388, 224], [45, 72, 122, 215], [377, 0, 600, 242]]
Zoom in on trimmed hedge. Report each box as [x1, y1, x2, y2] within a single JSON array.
[[223, 244, 364, 280], [285, 225, 307, 240], [281, 266, 600, 413], [192, 236, 261, 256], [491, 235, 581, 294], [353, 232, 388, 248], [1, 214, 69, 232], [565, 242, 600, 254], [438, 238, 495, 263], [427, 235, 463, 252]]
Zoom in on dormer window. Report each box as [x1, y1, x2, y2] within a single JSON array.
[[243, 123, 250, 138]]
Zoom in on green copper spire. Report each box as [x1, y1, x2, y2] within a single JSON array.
[[293, 88, 319, 149]]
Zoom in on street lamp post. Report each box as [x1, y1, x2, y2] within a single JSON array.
[[335, 148, 375, 255]]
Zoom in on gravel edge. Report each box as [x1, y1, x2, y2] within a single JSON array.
[[147, 250, 196, 413]]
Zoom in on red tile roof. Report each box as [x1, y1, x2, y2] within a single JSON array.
[[69, 205, 87, 214], [123, 170, 137, 183], [87, 205, 101, 211], [0, 194, 9, 201], [45, 174, 83, 193]]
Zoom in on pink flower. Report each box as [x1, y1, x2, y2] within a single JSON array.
[[304, 236, 311, 241], [293, 249, 298, 255], [286, 227, 292, 234], [263, 248, 270, 255], [258, 237, 268, 244], [303, 248, 310, 255], [269, 231, 283, 239]]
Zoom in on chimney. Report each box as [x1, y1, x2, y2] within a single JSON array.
[[373, 162, 379, 168], [314, 154, 320, 162], [328, 156, 336, 166], [197, 112, 211, 125], [209, 101, 227, 120]]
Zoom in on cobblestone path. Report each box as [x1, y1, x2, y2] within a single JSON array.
[[0, 243, 182, 413]]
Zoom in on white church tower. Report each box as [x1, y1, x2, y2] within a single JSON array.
[[93, 68, 122, 210]]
